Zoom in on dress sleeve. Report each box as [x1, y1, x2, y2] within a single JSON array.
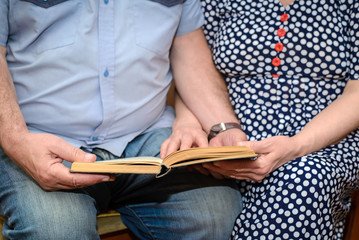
[[346, 0, 359, 80], [0, 0, 9, 47]]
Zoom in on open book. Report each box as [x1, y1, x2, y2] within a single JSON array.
[[70, 146, 258, 177]]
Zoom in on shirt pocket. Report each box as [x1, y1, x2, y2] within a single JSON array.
[[132, 0, 184, 55], [150, 0, 185, 7], [20, 0, 69, 8], [15, 0, 81, 53]]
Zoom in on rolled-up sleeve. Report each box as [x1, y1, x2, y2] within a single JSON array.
[[176, 0, 204, 36], [0, 1, 8, 47]]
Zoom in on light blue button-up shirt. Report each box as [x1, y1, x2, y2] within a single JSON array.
[[0, 0, 204, 156]]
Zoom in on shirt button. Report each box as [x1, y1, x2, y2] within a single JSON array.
[[280, 13, 289, 22], [92, 137, 99, 141], [104, 0, 109, 4], [275, 42, 284, 52], [104, 70, 109, 77], [272, 57, 281, 67], [277, 28, 286, 37]]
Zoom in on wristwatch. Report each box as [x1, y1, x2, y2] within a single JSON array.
[[208, 122, 242, 141]]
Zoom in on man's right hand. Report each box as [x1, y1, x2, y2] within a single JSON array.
[[3, 132, 114, 191]]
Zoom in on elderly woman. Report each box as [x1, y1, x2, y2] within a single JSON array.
[[162, 0, 359, 238]]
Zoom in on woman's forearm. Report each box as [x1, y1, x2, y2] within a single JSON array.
[[292, 80, 359, 157]]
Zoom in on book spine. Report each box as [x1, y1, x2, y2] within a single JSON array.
[[156, 164, 171, 178]]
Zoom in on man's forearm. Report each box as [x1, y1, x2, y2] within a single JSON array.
[[171, 28, 239, 133], [0, 46, 28, 149]]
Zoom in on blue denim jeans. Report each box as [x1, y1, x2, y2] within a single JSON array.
[[0, 128, 242, 240]]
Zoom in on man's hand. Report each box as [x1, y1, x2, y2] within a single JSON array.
[[208, 128, 248, 147], [4, 132, 114, 191], [160, 125, 208, 159]]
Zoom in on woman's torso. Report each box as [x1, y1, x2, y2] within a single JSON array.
[[201, 0, 358, 139]]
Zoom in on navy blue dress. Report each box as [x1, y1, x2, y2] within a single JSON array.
[[201, 0, 359, 238]]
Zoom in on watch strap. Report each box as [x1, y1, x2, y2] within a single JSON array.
[[208, 122, 241, 141]]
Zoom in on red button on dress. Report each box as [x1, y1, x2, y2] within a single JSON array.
[[280, 13, 289, 22], [272, 57, 281, 67], [275, 42, 284, 52], [277, 28, 286, 37]]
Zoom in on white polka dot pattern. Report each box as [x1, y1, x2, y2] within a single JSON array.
[[202, 0, 359, 80], [200, 0, 359, 239]]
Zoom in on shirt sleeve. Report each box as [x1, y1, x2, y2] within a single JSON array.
[[346, 0, 359, 80], [176, 0, 204, 36], [0, 0, 9, 47]]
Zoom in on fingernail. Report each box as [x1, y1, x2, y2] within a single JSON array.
[[102, 176, 110, 181], [84, 153, 94, 161]]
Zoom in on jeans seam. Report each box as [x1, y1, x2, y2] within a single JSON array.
[[122, 206, 156, 240]]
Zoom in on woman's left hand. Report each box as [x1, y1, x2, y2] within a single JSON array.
[[203, 135, 301, 182]]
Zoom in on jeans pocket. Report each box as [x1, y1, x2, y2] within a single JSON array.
[[16, 0, 80, 53], [132, 0, 183, 55]]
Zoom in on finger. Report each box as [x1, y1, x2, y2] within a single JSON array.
[[210, 159, 268, 177], [194, 134, 209, 148], [44, 163, 113, 190], [193, 165, 210, 176], [207, 169, 225, 179], [161, 137, 180, 158], [212, 157, 261, 170], [179, 134, 196, 150], [237, 140, 270, 155], [160, 138, 170, 158], [230, 172, 267, 182], [202, 162, 259, 180], [203, 164, 260, 181], [202, 163, 229, 177], [51, 138, 96, 163], [209, 137, 222, 147], [203, 163, 236, 175]]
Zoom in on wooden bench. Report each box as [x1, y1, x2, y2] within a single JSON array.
[[0, 212, 131, 240]]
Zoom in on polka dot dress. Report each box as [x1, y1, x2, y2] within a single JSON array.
[[201, 0, 359, 239]]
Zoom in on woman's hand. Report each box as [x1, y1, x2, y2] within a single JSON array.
[[203, 135, 301, 182]]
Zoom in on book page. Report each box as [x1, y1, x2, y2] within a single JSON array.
[[94, 156, 163, 165], [163, 146, 257, 166]]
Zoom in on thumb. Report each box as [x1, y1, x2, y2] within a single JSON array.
[[237, 141, 260, 153], [53, 139, 96, 163]]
